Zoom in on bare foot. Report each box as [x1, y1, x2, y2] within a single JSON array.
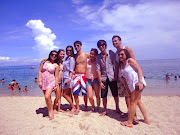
[[53, 110, 59, 114], [58, 109, 65, 113], [120, 121, 133, 128], [143, 120, 151, 125], [68, 108, 76, 114]]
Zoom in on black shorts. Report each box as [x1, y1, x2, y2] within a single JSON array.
[[101, 77, 118, 98]]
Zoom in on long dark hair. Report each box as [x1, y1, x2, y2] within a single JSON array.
[[119, 49, 130, 68], [47, 50, 58, 64], [66, 45, 74, 57]]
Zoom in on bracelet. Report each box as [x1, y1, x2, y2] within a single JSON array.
[[68, 77, 71, 80], [55, 85, 58, 86], [139, 81, 143, 84], [99, 81, 102, 83]]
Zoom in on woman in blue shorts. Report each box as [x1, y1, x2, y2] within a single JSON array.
[[85, 48, 100, 112]]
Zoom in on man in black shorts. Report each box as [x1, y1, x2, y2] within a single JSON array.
[[96, 40, 121, 116]]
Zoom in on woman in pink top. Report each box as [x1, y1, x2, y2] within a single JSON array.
[[38, 50, 59, 120], [85, 48, 100, 111]]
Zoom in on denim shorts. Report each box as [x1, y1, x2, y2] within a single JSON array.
[[86, 78, 99, 87]]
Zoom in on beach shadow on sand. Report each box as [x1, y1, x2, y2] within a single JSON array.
[[35, 104, 72, 117], [35, 104, 127, 122]]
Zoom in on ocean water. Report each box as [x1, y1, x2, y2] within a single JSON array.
[[0, 59, 180, 96]]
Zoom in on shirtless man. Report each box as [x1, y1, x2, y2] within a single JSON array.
[[73, 41, 89, 114]]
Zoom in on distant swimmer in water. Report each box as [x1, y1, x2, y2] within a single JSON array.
[[15, 83, 19, 88], [18, 88, 21, 92], [34, 77, 38, 82], [179, 76, 180, 78], [6, 84, 11, 89], [174, 76, 177, 80], [23, 86, 28, 92], [11, 80, 16, 92], [166, 74, 170, 83], [0, 79, 5, 85]]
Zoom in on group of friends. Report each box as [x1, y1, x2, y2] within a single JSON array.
[[38, 35, 150, 128]]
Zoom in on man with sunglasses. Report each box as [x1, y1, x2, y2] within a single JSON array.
[[72, 41, 90, 114], [96, 40, 121, 116]]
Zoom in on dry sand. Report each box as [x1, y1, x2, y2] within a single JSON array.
[[0, 95, 180, 135]]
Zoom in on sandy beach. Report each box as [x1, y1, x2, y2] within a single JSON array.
[[0, 95, 180, 135]]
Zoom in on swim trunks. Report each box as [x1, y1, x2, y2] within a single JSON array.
[[73, 73, 87, 96]]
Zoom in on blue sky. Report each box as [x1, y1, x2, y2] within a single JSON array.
[[0, 0, 180, 66]]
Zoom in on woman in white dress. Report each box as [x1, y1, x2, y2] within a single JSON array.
[[118, 49, 150, 128]]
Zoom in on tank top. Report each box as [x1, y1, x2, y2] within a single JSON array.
[[118, 59, 146, 92]]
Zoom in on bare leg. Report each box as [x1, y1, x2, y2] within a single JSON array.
[[114, 96, 121, 112], [74, 95, 80, 111], [122, 90, 141, 126], [100, 97, 107, 116], [44, 88, 54, 120], [53, 86, 60, 114], [62, 88, 76, 113], [137, 97, 150, 124], [87, 86, 95, 111], [57, 84, 65, 112], [84, 95, 88, 110], [93, 86, 100, 111]]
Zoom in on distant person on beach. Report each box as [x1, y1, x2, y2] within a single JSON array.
[[38, 50, 59, 120], [23, 86, 28, 92], [96, 40, 120, 116], [118, 49, 150, 128], [34, 78, 38, 82], [175, 76, 177, 80], [10, 80, 15, 92], [85, 48, 100, 112], [62, 46, 76, 114], [166, 74, 170, 83], [0, 79, 5, 85], [55, 49, 65, 113], [73, 41, 90, 114]]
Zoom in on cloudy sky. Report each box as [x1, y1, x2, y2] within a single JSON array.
[[0, 0, 180, 66]]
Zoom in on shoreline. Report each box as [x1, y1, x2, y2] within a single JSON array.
[[0, 96, 180, 135]]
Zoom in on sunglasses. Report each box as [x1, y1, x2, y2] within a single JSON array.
[[51, 53, 57, 57], [74, 44, 80, 47], [66, 49, 72, 52], [98, 44, 105, 48]]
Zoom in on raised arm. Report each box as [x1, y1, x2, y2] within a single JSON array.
[[125, 46, 135, 59], [86, 52, 90, 59]]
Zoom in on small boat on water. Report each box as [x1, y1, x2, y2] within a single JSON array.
[[30, 66, 35, 69]]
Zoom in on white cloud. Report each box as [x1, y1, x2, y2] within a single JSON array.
[[0, 56, 10, 61], [73, 0, 180, 59], [26, 20, 58, 58]]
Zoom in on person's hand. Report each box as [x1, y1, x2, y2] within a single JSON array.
[[53, 85, 58, 91], [39, 82, 42, 89], [66, 79, 71, 86], [99, 82, 105, 89], [136, 82, 144, 91]]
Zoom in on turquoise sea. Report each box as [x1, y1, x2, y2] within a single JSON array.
[[0, 59, 180, 96]]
